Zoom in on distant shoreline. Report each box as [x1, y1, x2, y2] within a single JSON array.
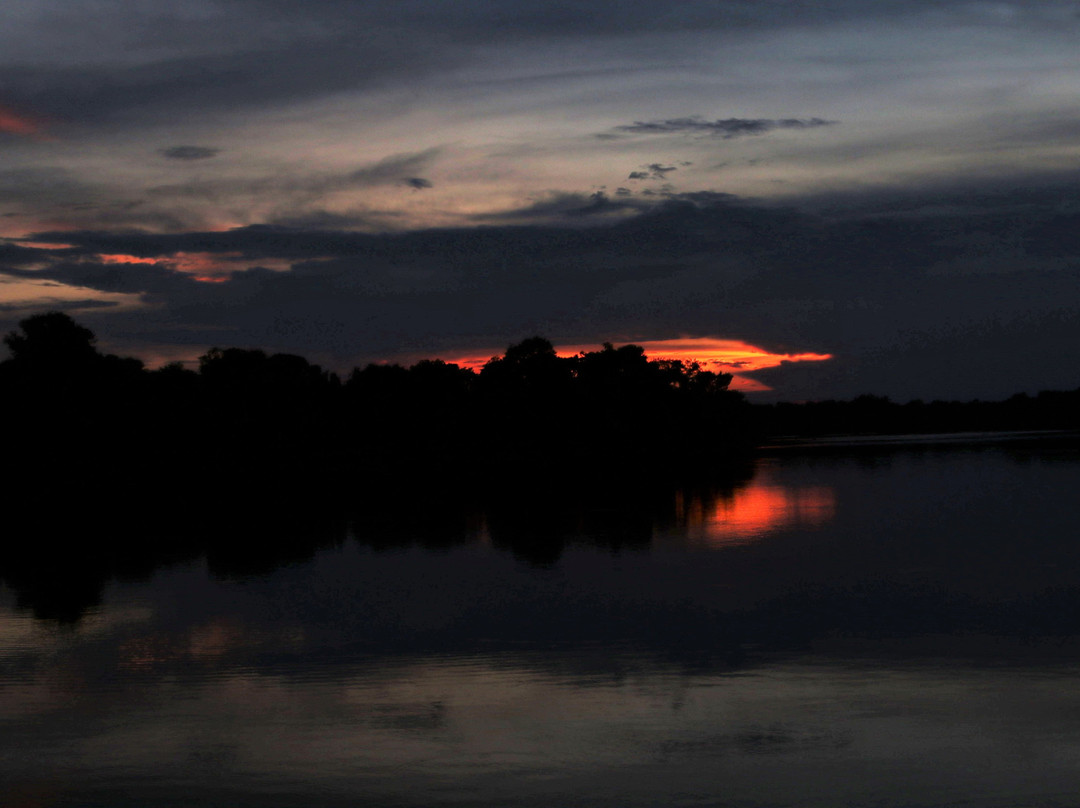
[[760, 429, 1080, 451]]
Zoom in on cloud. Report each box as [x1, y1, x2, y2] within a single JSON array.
[[615, 117, 837, 138], [2, 1, 1076, 145], [0, 31, 464, 127], [0, 241, 50, 267], [160, 146, 221, 161], [404, 177, 433, 190], [133, 148, 442, 224], [476, 191, 647, 222], [628, 163, 678, 181], [344, 150, 441, 188], [2, 2, 1013, 131]]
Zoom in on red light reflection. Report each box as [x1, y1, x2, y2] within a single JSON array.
[[677, 470, 835, 547]]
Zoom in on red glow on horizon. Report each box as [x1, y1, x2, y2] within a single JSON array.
[[624, 338, 832, 392], [438, 337, 832, 392], [193, 275, 228, 283]]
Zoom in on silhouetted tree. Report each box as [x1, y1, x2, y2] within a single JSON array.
[[480, 336, 573, 395], [3, 311, 98, 369]]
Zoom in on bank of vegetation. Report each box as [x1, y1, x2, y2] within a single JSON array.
[[4, 312, 1080, 487], [0, 312, 752, 491]]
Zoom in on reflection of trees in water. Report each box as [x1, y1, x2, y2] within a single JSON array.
[[0, 461, 756, 622], [7, 456, 1080, 664], [1, 312, 759, 619]]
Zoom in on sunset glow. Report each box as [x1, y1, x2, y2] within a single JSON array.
[[440, 338, 832, 392], [99, 254, 159, 265], [95, 251, 243, 280], [600, 339, 832, 392]]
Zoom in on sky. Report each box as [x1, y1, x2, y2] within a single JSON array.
[[3, 0, 1080, 400]]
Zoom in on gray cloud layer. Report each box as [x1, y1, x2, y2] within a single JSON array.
[[7, 2, 1075, 125]]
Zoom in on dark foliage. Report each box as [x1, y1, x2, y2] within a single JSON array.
[[0, 313, 755, 619]]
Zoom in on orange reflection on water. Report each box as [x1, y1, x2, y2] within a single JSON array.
[[678, 472, 836, 547]]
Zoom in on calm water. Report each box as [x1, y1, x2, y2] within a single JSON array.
[[5, 438, 1080, 807]]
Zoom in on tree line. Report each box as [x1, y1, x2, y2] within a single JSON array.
[[758, 391, 1080, 439], [0, 312, 753, 489], [3, 312, 1078, 489]]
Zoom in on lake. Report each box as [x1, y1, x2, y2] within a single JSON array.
[[4, 436, 1080, 807]]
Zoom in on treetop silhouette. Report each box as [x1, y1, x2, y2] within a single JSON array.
[[3, 311, 99, 369]]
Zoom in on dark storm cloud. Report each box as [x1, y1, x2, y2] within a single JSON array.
[[160, 146, 221, 161], [615, 117, 838, 138], [7, 176, 1080, 401]]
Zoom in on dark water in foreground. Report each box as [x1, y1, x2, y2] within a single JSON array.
[[5, 437, 1080, 807]]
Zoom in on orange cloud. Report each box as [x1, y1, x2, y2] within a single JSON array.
[[14, 241, 74, 252], [96, 251, 245, 280], [99, 254, 159, 265]]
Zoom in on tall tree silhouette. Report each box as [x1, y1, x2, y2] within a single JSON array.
[[3, 311, 99, 371]]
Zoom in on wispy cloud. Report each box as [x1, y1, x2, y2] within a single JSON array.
[[144, 149, 442, 206], [615, 117, 837, 139], [160, 146, 220, 160]]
